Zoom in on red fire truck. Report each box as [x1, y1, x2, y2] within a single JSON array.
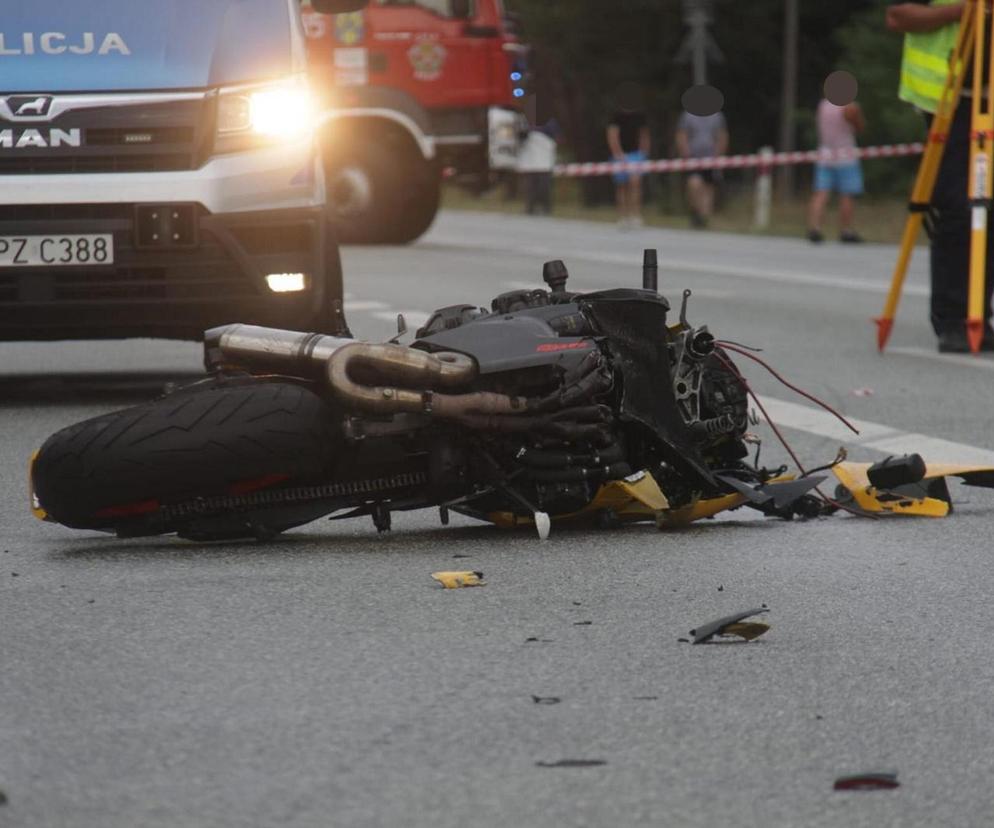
[[302, 0, 526, 244]]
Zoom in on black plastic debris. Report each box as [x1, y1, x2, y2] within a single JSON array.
[[0, 789, 7, 805], [536, 759, 607, 768], [524, 637, 553, 643], [573, 621, 592, 626], [690, 607, 770, 644], [531, 695, 561, 705], [716, 474, 826, 511], [867, 455, 925, 490], [833, 772, 899, 791]]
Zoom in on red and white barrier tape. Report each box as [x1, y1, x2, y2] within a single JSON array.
[[553, 143, 924, 178]]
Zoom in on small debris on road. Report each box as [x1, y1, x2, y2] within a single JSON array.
[[431, 570, 485, 589], [0, 788, 7, 805], [536, 759, 606, 768], [851, 387, 875, 398], [690, 607, 770, 644], [833, 772, 899, 791], [524, 637, 553, 643], [452, 554, 470, 559], [11, 573, 18, 577], [87, 599, 95, 604], [717, 585, 724, 591], [573, 620, 592, 626], [633, 696, 658, 701], [531, 695, 560, 705], [677, 638, 691, 643]]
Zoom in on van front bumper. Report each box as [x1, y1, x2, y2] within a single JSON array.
[[0, 145, 349, 341]]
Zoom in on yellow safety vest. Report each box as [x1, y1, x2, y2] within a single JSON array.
[[899, 0, 962, 113]]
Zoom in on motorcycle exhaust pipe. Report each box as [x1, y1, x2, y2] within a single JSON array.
[[203, 324, 355, 376], [327, 342, 532, 418]]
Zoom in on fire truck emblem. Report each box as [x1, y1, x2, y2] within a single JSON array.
[[407, 40, 447, 82], [335, 12, 365, 46]]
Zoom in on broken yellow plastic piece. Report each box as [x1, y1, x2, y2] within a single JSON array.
[[720, 621, 771, 641], [658, 492, 747, 528], [28, 450, 48, 521], [486, 471, 670, 528], [431, 570, 485, 589], [833, 462, 949, 517], [585, 471, 670, 515]]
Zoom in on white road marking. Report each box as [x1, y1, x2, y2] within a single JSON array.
[[345, 300, 390, 311], [502, 280, 732, 298], [759, 395, 994, 465], [433, 239, 929, 298], [888, 346, 994, 371], [372, 310, 431, 328]]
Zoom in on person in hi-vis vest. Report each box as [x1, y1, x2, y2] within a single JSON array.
[[888, 0, 994, 352]]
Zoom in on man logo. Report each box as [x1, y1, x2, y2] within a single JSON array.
[[7, 95, 53, 118]]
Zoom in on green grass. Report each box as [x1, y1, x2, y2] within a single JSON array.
[[442, 178, 917, 245]]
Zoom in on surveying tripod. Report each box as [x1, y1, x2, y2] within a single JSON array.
[[878, 0, 993, 353]]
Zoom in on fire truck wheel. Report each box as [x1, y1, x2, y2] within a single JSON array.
[[326, 143, 440, 245], [326, 142, 404, 244], [390, 163, 441, 244]]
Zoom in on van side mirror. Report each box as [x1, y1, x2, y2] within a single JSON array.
[[309, 0, 369, 13]]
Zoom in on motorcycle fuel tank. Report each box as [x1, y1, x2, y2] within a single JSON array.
[[414, 309, 596, 375]]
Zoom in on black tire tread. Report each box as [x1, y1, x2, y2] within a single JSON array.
[[34, 382, 339, 530]]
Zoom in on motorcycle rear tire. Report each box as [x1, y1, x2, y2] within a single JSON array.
[[32, 381, 340, 538]]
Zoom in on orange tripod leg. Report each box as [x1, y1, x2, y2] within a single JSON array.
[[967, 0, 993, 353], [878, 1, 975, 351]]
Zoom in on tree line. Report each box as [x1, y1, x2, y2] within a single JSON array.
[[513, 0, 923, 197]]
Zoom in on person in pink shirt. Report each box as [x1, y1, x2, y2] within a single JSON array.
[[807, 95, 866, 243]]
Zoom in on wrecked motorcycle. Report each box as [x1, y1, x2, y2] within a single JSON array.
[[29, 253, 877, 541]]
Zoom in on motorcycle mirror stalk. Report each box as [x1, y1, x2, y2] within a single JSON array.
[[642, 248, 658, 292]]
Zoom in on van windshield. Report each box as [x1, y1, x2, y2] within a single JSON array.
[[0, 0, 295, 93]]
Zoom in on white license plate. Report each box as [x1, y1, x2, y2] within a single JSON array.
[[0, 234, 114, 267]]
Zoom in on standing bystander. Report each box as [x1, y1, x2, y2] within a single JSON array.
[[888, 0, 994, 352], [675, 109, 729, 228], [518, 117, 560, 216], [807, 75, 866, 244], [607, 83, 651, 229]]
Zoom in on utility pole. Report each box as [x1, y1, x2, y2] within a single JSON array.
[[676, 0, 724, 88], [777, 0, 799, 202]]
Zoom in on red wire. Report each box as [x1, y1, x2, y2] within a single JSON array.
[[714, 349, 870, 519], [714, 351, 810, 475], [717, 341, 860, 436]]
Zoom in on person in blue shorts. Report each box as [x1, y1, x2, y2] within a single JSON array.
[[807, 96, 866, 243], [607, 82, 651, 229]]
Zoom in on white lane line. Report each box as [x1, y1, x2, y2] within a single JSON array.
[[759, 395, 994, 465], [502, 280, 732, 298], [431, 238, 929, 298], [346, 300, 390, 311], [372, 310, 431, 328], [888, 346, 994, 371]]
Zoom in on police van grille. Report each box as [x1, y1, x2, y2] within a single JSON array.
[[0, 98, 207, 174], [0, 152, 194, 174]]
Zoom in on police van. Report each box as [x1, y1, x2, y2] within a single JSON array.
[[0, 0, 362, 341]]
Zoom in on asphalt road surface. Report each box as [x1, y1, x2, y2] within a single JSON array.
[[4, 211, 994, 828]]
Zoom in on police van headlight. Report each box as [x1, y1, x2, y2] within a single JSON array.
[[214, 76, 316, 153]]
